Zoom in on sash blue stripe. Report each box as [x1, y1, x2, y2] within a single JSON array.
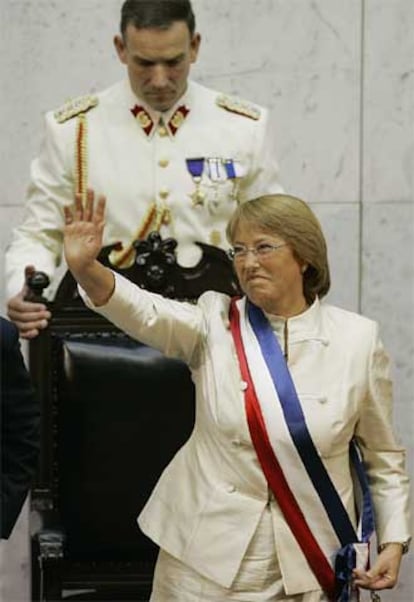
[[349, 442, 375, 542], [247, 301, 358, 546]]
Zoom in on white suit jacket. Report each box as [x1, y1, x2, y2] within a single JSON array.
[[85, 274, 411, 595], [5, 79, 282, 298]]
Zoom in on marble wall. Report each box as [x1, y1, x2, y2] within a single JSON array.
[[0, 0, 413, 600]]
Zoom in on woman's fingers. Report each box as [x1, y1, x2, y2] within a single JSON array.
[[74, 192, 84, 220], [94, 194, 106, 226], [84, 191, 94, 221], [66, 190, 106, 224], [63, 205, 73, 224]]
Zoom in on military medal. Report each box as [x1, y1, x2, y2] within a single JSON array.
[[186, 158, 205, 206], [205, 158, 224, 209], [223, 159, 239, 202], [223, 159, 236, 179]]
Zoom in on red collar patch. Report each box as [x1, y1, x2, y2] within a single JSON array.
[[131, 105, 154, 136], [168, 105, 190, 136]]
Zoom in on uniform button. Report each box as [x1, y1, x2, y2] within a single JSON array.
[[231, 439, 241, 447], [240, 380, 248, 391], [158, 158, 169, 168], [158, 125, 168, 137], [159, 187, 169, 199], [319, 396, 328, 404], [227, 485, 236, 493]]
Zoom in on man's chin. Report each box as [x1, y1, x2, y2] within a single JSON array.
[[145, 94, 177, 113]]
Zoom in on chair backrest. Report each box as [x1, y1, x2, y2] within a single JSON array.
[[55, 331, 195, 562]]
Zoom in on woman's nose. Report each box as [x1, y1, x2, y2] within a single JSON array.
[[243, 249, 260, 266]]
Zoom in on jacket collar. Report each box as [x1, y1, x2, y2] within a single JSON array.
[[264, 297, 329, 344], [127, 80, 193, 138]]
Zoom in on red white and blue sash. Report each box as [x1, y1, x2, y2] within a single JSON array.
[[229, 297, 375, 602]]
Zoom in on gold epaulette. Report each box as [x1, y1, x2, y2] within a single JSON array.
[[54, 94, 99, 123], [216, 94, 261, 120]]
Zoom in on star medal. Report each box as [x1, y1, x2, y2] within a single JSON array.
[[186, 158, 205, 206]]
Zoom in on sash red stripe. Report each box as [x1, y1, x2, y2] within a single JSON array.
[[229, 300, 336, 600]]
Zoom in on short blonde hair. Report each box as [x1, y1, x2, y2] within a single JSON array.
[[226, 194, 330, 302]]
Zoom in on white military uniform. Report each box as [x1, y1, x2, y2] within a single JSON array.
[[5, 79, 283, 298]]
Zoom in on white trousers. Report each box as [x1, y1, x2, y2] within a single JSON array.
[[149, 505, 327, 602]]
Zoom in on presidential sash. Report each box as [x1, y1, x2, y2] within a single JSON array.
[[229, 297, 375, 602]]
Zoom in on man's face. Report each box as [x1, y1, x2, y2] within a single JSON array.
[[114, 21, 201, 112]]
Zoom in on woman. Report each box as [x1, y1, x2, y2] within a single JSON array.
[[63, 191, 410, 602]]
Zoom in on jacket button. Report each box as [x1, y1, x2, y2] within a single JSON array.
[[227, 485, 236, 493], [240, 381, 248, 391], [231, 439, 241, 447], [159, 187, 169, 199]]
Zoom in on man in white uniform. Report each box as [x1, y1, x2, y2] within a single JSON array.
[[5, 0, 283, 338]]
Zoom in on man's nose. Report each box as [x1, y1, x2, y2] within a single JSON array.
[[151, 64, 169, 88]]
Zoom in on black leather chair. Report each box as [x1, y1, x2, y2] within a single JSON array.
[[28, 234, 239, 601]]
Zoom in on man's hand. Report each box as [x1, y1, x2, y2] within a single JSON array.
[[7, 266, 51, 339]]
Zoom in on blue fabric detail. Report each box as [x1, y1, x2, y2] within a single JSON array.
[[334, 544, 357, 601]]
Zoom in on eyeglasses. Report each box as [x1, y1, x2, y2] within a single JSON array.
[[227, 242, 287, 261]]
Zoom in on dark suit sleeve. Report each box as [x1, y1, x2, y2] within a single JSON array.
[[1, 317, 40, 539]]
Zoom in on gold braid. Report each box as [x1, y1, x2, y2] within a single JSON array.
[[75, 113, 88, 204]]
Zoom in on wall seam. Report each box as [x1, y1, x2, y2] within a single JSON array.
[[358, 0, 365, 314]]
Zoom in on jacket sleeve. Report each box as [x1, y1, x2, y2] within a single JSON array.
[[354, 322, 411, 547], [1, 318, 40, 539], [81, 272, 207, 366], [5, 111, 75, 299]]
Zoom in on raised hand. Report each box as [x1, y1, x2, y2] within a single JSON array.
[[63, 189, 115, 307], [63, 189, 106, 275]]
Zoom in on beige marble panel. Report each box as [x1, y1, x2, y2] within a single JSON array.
[[361, 202, 414, 602], [310, 202, 360, 312], [194, 0, 362, 204], [361, 202, 414, 445], [363, 0, 414, 203], [0, 0, 122, 207]]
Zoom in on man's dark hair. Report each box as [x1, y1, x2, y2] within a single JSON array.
[[120, 0, 196, 37]]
